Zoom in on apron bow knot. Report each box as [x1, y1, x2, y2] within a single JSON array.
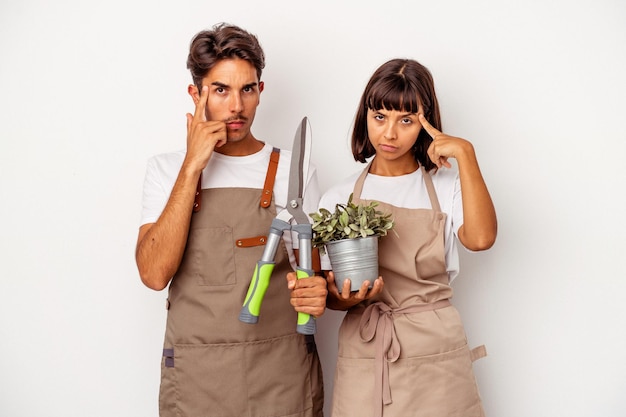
[[359, 302, 401, 409], [357, 299, 452, 417]]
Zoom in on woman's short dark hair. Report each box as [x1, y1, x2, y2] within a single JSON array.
[[186, 23, 265, 90], [352, 58, 442, 171]]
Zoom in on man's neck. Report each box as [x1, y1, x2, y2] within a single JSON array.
[[215, 138, 265, 156]]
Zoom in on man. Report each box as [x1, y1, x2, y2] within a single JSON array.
[[136, 23, 326, 417]]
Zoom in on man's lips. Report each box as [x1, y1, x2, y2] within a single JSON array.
[[226, 119, 246, 129]]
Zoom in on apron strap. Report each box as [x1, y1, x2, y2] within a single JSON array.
[[236, 235, 268, 248], [352, 161, 372, 200], [260, 147, 281, 208], [235, 148, 281, 246], [193, 147, 281, 213], [421, 166, 442, 212], [353, 162, 443, 214], [163, 348, 175, 368], [470, 344, 487, 362]]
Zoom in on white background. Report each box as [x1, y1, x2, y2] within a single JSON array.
[[1, 0, 625, 416]]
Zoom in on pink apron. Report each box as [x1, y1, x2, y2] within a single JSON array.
[[331, 164, 486, 417]]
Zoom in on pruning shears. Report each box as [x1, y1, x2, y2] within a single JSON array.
[[238, 117, 316, 335]]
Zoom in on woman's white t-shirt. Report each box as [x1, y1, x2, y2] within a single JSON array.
[[318, 165, 464, 281]]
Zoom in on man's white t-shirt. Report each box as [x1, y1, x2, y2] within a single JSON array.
[[140, 143, 321, 268], [317, 165, 465, 281]]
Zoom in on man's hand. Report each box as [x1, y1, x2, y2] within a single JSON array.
[[184, 85, 228, 171], [286, 272, 328, 318], [136, 86, 227, 291]]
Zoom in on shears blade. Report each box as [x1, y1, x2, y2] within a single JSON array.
[[287, 116, 312, 224]]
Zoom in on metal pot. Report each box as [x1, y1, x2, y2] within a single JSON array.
[[325, 235, 379, 293]]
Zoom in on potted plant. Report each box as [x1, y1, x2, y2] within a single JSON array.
[[310, 193, 396, 293]]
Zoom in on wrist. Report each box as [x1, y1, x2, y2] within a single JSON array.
[[181, 158, 204, 177]]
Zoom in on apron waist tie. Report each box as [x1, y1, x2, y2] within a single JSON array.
[[358, 299, 452, 417]]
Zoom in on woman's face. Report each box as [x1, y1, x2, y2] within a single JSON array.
[[366, 105, 424, 165]]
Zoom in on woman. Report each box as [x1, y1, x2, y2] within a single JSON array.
[[321, 58, 497, 417]]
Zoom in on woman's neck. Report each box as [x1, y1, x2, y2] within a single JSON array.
[[369, 155, 419, 176]]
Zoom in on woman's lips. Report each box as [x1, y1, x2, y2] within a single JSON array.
[[379, 144, 397, 152]]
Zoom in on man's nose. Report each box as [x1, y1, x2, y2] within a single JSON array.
[[230, 93, 244, 113]]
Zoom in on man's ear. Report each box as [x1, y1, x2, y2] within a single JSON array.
[[258, 81, 264, 93], [188, 84, 200, 104]]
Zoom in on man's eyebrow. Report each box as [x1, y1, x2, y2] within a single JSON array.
[[210, 81, 259, 89]]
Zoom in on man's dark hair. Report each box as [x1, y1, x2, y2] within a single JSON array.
[[187, 23, 266, 90]]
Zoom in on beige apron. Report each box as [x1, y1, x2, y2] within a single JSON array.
[[331, 164, 486, 417], [159, 149, 324, 417]]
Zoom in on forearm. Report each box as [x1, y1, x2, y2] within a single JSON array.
[[136, 163, 200, 290], [456, 143, 497, 251]]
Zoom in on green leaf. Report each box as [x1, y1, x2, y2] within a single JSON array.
[[309, 193, 395, 248]]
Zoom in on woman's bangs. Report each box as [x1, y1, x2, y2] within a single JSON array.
[[366, 79, 420, 113]]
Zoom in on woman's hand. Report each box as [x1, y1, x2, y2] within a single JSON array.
[[419, 113, 473, 169], [419, 114, 497, 251], [325, 272, 384, 311]]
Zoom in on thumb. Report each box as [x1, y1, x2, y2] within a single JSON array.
[[326, 271, 336, 289], [286, 271, 297, 290]]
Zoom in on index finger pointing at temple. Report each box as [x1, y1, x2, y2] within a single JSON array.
[[418, 113, 440, 139], [194, 85, 209, 122]]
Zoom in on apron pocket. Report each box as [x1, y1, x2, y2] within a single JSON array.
[[188, 226, 236, 286], [333, 345, 485, 417], [173, 343, 247, 416], [245, 334, 314, 417], [169, 334, 314, 417], [392, 344, 485, 416], [332, 357, 376, 417]]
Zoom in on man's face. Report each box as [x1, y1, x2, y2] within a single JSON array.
[[193, 58, 264, 145]]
